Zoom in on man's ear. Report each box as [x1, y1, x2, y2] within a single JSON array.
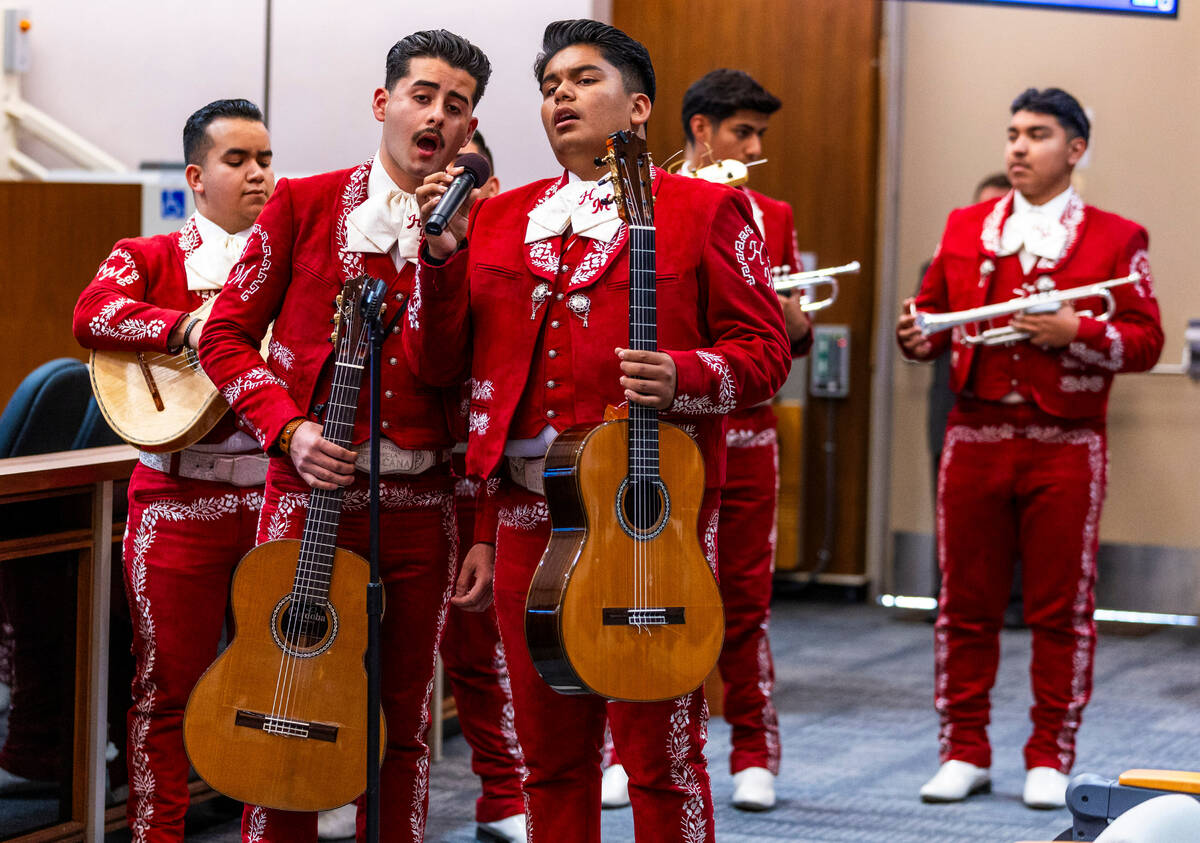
[[371, 86, 390, 123], [1067, 135, 1088, 167], [688, 113, 712, 147], [629, 92, 653, 132], [185, 163, 204, 194]]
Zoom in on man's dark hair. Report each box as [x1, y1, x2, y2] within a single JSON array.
[[384, 30, 492, 106], [1010, 87, 1090, 142], [974, 171, 1011, 200], [183, 99, 263, 166], [468, 128, 495, 172], [534, 19, 655, 104], [680, 69, 781, 143]]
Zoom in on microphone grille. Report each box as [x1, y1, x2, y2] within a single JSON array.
[[455, 152, 491, 186]]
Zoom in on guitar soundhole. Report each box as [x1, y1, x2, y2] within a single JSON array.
[[270, 595, 339, 658], [615, 478, 670, 540]]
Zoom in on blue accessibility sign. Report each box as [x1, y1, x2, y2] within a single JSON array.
[[160, 189, 187, 220]]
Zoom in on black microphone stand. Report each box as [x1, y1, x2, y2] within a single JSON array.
[[365, 281, 406, 843]]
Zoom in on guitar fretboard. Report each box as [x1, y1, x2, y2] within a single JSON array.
[[293, 325, 370, 602], [628, 224, 659, 482]]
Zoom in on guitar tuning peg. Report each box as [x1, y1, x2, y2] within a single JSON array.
[[330, 330, 337, 343], [336, 294, 343, 307]]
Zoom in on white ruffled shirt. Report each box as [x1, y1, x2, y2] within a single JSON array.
[[525, 170, 623, 244], [345, 153, 423, 269], [1000, 186, 1075, 273], [185, 213, 250, 291]]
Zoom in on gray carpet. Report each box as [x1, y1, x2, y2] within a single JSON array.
[[128, 599, 1200, 841]]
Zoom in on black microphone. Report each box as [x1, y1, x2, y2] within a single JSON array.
[[425, 153, 491, 237]]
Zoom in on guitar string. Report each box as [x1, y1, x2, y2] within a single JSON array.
[[271, 318, 366, 727], [279, 327, 366, 725], [276, 331, 358, 726]]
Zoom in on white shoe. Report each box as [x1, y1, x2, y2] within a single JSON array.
[[919, 760, 991, 803], [601, 763, 630, 809], [477, 812, 527, 842], [316, 803, 357, 840], [731, 766, 776, 811], [1024, 766, 1069, 809]]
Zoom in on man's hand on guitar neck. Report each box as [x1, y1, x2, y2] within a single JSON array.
[[289, 421, 357, 490], [617, 348, 677, 410], [451, 542, 494, 612]]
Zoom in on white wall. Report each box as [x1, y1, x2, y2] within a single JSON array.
[[16, 0, 593, 188]]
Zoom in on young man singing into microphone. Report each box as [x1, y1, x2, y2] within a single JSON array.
[[407, 19, 791, 843], [198, 30, 492, 843]]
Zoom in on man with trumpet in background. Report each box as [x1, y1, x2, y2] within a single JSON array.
[[897, 87, 1162, 809]]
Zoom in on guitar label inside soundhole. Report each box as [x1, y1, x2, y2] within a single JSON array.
[[615, 477, 670, 540], [270, 595, 339, 658]]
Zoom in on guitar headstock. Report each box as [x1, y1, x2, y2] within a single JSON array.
[[600, 130, 654, 227], [330, 275, 388, 367]]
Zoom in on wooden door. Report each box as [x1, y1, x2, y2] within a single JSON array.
[[612, 0, 882, 580]]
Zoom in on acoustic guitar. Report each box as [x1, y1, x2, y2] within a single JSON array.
[[183, 275, 386, 812], [89, 295, 272, 453], [525, 131, 725, 702]]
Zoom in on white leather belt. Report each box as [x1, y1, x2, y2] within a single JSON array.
[[507, 456, 546, 496], [139, 449, 269, 488], [354, 440, 450, 475]]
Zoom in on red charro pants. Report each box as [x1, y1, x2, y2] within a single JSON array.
[[440, 473, 526, 823], [716, 404, 782, 775], [492, 482, 718, 843], [122, 462, 262, 843], [241, 459, 456, 843], [935, 399, 1106, 772]]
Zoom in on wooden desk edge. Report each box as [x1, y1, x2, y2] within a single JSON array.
[[0, 445, 138, 495]]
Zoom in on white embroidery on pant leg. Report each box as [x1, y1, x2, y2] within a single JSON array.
[[668, 693, 709, 843], [702, 509, 719, 575], [410, 494, 460, 840], [492, 641, 529, 779], [1026, 426, 1105, 771], [127, 493, 243, 841], [756, 633, 781, 774], [497, 501, 550, 531], [261, 492, 309, 541], [933, 424, 1017, 761], [244, 804, 267, 842]]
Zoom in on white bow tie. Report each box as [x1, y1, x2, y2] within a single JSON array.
[[185, 233, 247, 291], [345, 188, 422, 265], [525, 179, 623, 244], [999, 209, 1067, 263]]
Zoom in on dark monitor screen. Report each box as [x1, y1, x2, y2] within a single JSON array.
[[927, 0, 1176, 15]]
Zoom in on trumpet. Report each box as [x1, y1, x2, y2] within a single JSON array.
[[911, 272, 1140, 347], [772, 260, 860, 312]]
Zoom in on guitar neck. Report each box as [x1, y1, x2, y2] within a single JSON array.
[[294, 343, 367, 601], [628, 224, 659, 481]]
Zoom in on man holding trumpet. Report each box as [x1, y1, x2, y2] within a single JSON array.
[[897, 88, 1162, 809]]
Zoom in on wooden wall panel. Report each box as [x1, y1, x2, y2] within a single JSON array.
[[612, 0, 881, 578], [0, 182, 141, 409]]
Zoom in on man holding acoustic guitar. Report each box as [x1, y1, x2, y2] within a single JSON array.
[[73, 98, 275, 843], [409, 19, 792, 843], [197, 31, 494, 843]]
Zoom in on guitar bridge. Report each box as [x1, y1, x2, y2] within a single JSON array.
[[235, 709, 338, 743], [602, 607, 685, 626]]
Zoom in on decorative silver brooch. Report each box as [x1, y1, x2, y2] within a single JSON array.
[[531, 283, 551, 319], [567, 293, 591, 327]]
